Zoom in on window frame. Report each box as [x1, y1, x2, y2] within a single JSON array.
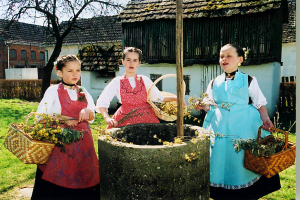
[[31, 51, 36, 60], [21, 50, 27, 60], [150, 74, 163, 91], [10, 49, 17, 59]]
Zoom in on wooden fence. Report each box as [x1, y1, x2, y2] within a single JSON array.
[[277, 77, 296, 112]]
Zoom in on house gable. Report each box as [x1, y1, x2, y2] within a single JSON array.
[[118, 0, 288, 66]]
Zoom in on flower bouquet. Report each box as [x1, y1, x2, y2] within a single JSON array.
[[4, 112, 83, 164]]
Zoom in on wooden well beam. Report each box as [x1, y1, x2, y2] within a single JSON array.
[[176, 0, 184, 137]]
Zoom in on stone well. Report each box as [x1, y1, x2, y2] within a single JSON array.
[[98, 123, 210, 200]]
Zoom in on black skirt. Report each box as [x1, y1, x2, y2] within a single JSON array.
[[210, 174, 281, 200], [31, 167, 100, 200]]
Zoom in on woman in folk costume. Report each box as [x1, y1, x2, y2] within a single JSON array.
[[31, 55, 99, 200], [196, 44, 281, 200], [96, 47, 178, 128]]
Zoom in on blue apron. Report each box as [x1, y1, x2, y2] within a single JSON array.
[[203, 70, 269, 189]]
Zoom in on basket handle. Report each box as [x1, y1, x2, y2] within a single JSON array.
[[256, 125, 289, 151], [147, 74, 186, 102], [24, 112, 35, 125]]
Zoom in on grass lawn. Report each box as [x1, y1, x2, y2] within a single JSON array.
[[0, 99, 296, 199]]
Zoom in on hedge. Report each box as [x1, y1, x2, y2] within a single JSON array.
[[0, 80, 81, 101]]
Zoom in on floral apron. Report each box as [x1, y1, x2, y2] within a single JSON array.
[[38, 83, 99, 189], [108, 74, 159, 129]]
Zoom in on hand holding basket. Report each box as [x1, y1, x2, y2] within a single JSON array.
[[147, 74, 186, 121], [244, 126, 296, 178]]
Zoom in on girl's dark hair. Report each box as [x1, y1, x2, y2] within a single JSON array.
[[56, 55, 81, 71], [221, 44, 245, 59], [122, 47, 143, 61]]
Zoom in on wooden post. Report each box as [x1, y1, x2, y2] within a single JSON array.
[[176, 0, 184, 137]]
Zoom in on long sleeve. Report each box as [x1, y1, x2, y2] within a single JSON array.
[[141, 75, 164, 102], [95, 75, 164, 112], [204, 80, 214, 104], [37, 85, 96, 123], [95, 77, 120, 111], [36, 85, 60, 115], [249, 77, 267, 109]]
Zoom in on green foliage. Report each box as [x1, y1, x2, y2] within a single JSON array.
[[0, 99, 296, 199], [0, 99, 39, 196], [56, 128, 84, 152], [0, 99, 104, 199], [233, 135, 285, 157]]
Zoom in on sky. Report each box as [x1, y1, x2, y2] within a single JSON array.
[[0, 0, 129, 26]]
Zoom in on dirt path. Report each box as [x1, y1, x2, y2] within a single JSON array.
[[16, 185, 33, 200]]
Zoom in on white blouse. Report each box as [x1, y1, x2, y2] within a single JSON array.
[[37, 85, 95, 122], [205, 76, 267, 109], [95, 75, 164, 112]]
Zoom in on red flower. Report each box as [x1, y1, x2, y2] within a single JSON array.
[[78, 88, 87, 102]]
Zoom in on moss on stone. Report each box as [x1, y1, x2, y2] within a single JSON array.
[[98, 123, 210, 200]]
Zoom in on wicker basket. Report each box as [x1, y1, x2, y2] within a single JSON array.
[[244, 126, 296, 178], [147, 74, 186, 121], [4, 113, 55, 164]]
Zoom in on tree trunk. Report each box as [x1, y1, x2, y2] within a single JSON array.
[[40, 39, 63, 99]]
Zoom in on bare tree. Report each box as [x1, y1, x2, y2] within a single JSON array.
[[2, 0, 123, 98]]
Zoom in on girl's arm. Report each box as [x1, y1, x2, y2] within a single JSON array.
[[248, 77, 273, 131], [95, 77, 119, 113], [162, 96, 187, 106], [258, 106, 274, 131], [99, 107, 118, 127], [78, 87, 95, 123], [195, 80, 213, 111]]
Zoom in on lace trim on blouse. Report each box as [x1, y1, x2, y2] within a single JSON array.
[[210, 175, 261, 190]]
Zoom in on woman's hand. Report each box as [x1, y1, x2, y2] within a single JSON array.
[[62, 116, 79, 127], [258, 106, 274, 131], [104, 117, 118, 127], [262, 117, 274, 131], [195, 103, 210, 111], [79, 108, 93, 122], [66, 119, 79, 127]]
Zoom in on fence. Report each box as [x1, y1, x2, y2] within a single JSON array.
[[278, 77, 296, 112], [0, 80, 81, 101]]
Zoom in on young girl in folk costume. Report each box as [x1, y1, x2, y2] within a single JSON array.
[[196, 44, 281, 200], [31, 55, 100, 200], [96, 47, 178, 128]]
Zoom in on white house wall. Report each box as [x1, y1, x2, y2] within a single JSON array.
[[119, 63, 280, 117], [81, 71, 120, 109], [281, 42, 296, 77]]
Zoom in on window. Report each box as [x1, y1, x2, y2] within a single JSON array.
[[40, 52, 45, 61], [10, 49, 16, 59], [150, 74, 162, 91], [183, 75, 191, 95], [21, 50, 27, 59], [31, 51, 36, 60]]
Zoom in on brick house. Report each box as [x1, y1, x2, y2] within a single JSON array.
[[0, 19, 47, 79]]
